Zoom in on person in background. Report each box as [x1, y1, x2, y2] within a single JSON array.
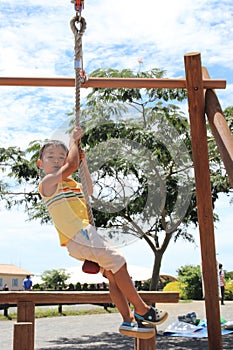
[[23, 275, 33, 291], [219, 263, 225, 305], [3, 283, 9, 291]]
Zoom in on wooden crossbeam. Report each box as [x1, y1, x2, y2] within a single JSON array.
[[0, 76, 226, 89], [0, 290, 179, 304]]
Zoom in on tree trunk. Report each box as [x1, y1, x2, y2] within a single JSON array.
[[149, 233, 173, 291], [150, 251, 163, 290]]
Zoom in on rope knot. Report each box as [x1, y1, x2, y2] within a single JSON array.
[[70, 14, 86, 37]]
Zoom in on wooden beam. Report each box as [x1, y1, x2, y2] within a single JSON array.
[[202, 68, 233, 188], [184, 52, 222, 350], [0, 76, 226, 89], [0, 291, 179, 304]]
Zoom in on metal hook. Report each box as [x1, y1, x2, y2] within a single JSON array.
[[71, 0, 84, 14]]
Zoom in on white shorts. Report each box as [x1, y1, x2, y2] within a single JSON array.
[[66, 224, 126, 274]]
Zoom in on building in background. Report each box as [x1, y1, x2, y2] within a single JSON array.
[[0, 264, 33, 291]]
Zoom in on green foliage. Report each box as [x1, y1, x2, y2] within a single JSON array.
[[223, 106, 233, 131], [177, 265, 203, 300], [88, 68, 187, 107], [225, 282, 233, 301], [41, 269, 70, 290], [163, 281, 186, 299], [225, 271, 233, 280]]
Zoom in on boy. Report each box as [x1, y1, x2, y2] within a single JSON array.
[[37, 126, 168, 335]]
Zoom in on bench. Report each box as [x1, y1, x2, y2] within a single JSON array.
[[0, 291, 179, 350]]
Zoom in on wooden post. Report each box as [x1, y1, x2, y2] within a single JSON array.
[[13, 322, 33, 350], [184, 52, 222, 350], [17, 301, 35, 350], [202, 67, 233, 187], [134, 336, 155, 350], [3, 305, 9, 318]]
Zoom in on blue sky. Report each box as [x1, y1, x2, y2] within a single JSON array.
[[0, 0, 233, 277]]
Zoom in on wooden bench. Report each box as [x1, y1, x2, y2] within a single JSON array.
[[0, 291, 179, 350]]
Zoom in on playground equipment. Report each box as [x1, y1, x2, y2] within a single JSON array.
[[0, 291, 179, 350], [1, 51, 232, 350], [0, 1, 233, 349]]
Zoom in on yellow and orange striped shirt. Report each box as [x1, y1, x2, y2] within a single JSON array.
[[39, 178, 89, 246]]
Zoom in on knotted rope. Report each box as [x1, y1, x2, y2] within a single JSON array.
[[70, 14, 95, 227], [70, 6, 100, 274]]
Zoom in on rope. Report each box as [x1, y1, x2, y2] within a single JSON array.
[[70, 13, 95, 227], [70, 7, 100, 274]]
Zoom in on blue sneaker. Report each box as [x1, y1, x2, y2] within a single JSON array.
[[134, 307, 168, 326]]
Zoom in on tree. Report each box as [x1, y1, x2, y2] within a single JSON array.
[[177, 265, 203, 300], [41, 269, 70, 290], [0, 68, 232, 290]]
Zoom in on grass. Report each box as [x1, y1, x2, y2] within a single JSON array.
[[0, 305, 118, 321]]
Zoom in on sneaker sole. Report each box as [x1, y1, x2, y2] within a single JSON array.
[[119, 327, 155, 339]]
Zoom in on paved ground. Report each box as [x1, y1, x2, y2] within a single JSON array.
[[1, 301, 233, 349]]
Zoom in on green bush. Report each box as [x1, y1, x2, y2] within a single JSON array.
[[163, 281, 185, 299], [225, 282, 233, 300], [177, 265, 203, 300]]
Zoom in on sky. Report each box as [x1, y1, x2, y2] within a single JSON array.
[[0, 0, 233, 279]]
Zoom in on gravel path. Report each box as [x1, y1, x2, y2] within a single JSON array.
[[1, 301, 233, 349]]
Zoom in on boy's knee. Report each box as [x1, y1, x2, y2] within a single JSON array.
[[104, 270, 116, 283]]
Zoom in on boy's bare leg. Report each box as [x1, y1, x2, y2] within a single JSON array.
[[105, 264, 167, 331], [104, 269, 135, 323], [113, 263, 150, 315], [104, 263, 149, 318]]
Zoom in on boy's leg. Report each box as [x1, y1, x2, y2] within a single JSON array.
[[112, 263, 168, 326], [104, 268, 156, 339], [104, 269, 134, 323], [112, 263, 150, 315]]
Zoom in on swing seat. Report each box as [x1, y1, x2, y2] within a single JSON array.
[[82, 260, 100, 274]]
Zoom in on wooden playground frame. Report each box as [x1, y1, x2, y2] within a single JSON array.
[[0, 291, 179, 350], [0, 52, 233, 350]]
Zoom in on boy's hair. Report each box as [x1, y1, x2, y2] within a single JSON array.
[[39, 140, 69, 159]]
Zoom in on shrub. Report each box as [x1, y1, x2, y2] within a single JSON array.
[[163, 281, 185, 299], [225, 282, 233, 300], [177, 265, 203, 300]]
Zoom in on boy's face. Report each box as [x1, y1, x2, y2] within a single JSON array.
[[38, 145, 67, 174]]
